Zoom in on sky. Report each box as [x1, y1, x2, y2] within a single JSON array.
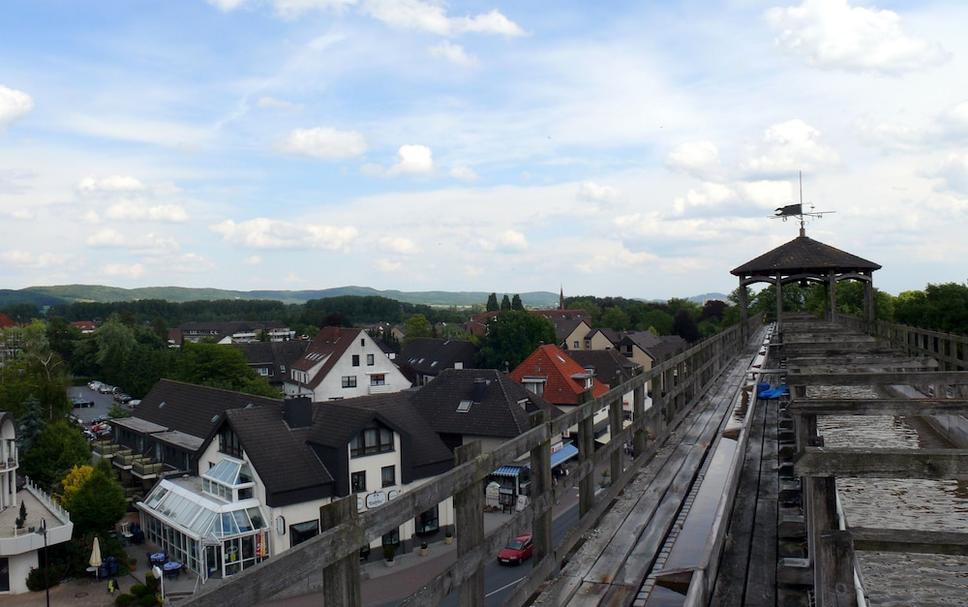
[[1, 0, 967, 299]]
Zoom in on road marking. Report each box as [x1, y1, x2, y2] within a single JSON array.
[[485, 576, 526, 598]]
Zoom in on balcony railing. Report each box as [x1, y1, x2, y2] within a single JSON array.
[[132, 458, 164, 479], [113, 449, 136, 469], [0, 457, 16, 470], [368, 384, 392, 394], [93, 440, 121, 458]]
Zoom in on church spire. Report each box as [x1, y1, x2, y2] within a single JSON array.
[[559, 285, 565, 310]]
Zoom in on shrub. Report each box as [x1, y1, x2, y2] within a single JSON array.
[[115, 594, 136, 607], [25, 564, 65, 591], [136, 594, 160, 607], [129, 583, 149, 597], [383, 543, 397, 561], [144, 572, 160, 594]]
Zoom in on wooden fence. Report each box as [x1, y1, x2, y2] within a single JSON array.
[[834, 313, 968, 370], [184, 315, 762, 607]]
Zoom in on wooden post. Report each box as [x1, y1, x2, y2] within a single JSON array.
[[529, 411, 552, 564], [863, 278, 875, 335], [577, 390, 595, 517], [320, 496, 361, 607], [776, 277, 783, 336], [455, 442, 484, 607], [632, 380, 647, 456], [608, 397, 623, 480], [739, 279, 749, 343], [827, 272, 836, 322]]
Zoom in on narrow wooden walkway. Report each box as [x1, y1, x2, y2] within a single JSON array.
[[532, 326, 767, 606]]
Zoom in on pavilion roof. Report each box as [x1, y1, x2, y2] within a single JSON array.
[[731, 235, 881, 277]]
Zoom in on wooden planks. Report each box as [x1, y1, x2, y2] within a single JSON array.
[[743, 399, 779, 607], [788, 398, 968, 416], [795, 447, 968, 479], [851, 527, 968, 556], [787, 370, 968, 386]]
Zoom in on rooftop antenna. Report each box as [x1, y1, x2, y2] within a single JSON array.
[[770, 170, 835, 236]]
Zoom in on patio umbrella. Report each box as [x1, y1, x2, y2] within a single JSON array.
[[90, 537, 102, 579]]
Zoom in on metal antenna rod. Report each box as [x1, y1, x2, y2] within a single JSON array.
[[798, 170, 806, 237]]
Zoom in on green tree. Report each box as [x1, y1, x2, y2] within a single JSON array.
[[477, 311, 556, 370], [20, 420, 91, 490], [600, 307, 630, 331], [500, 295, 511, 311], [511, 294, 524, 311], [16, 396, 44, 453], [673, 309, 701, 342], [402, 314, 433, 342], [485, 293, 499, 312], [168, 342, 280, 397], [636, 309, 674, 335], [65, 463, 127, 535], [46, 317, 80, 363]]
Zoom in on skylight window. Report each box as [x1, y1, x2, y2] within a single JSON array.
[[556, 355, 566, 363], [457, 400, 473, 413]]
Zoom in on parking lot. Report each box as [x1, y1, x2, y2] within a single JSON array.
[[66, 385, 118, 424]]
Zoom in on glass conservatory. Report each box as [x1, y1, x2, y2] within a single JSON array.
[[137, 457, 269, 581]]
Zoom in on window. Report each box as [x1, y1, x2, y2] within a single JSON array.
[[342, 375, 357, 389], [584, 340, 590, 348], [257, 367, 269, 376], [381, 466, 395, 488], [367, 353, 375, 366], [0, 557, 8, 592], [352, 354, 360, 367], [370, 374, 386, 386], [218, 427, 243, 458], [289, 520, 319, 548], [415, 505, 439, 535], [350, 425, 394, 457], [573, 341, 579, 349], [457, 400, 472, 413], [360, 338, 365, 347], [351, 471, 367, 493], [524, 380, 545, 397], [382, 528, 400, 546]]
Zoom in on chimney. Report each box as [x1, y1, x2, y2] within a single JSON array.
[[283, 396, 313, 428]]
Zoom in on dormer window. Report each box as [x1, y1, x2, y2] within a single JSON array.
[[457, 400, 473, 413], [350, 424, 394, 458], [522, 378, 545, 397], [218, 427, 242, 459], [202, 458, 255, 502]]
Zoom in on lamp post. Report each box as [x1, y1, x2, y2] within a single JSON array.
[[37, 518, 49, 607]]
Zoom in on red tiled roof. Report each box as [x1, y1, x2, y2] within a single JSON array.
[[510, 344, 609, 407], [291, 326, 361, 388], [0, 313, 14, 329], [71, 320, 97, 331]]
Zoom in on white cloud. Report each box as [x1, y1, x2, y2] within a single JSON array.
[[362, 0, 523, 36], [0, 208, 34, 220], [105, 201, 189, 223], [256, 96, 302, 112], [211, 218, 359, 250], [207, 0, 247, 11], [244, 255, 263, 265], [388, 144, 433, 175], [103, 263, 145, 278], [931, 153, 968, 195], [497, 229, 528, 251], [449, 165, 478, 181], [766, 0, 949, 74], [0, 250, 67, 269], [77, 175, 145, 194], [742, 119, 838, 176], [666, 141, 720, 178], [429, 42, 478, 67], [82, 210, 101, 224], [166, 253, 216, 272], [0, 85, 33, 131], [279, 127, 368, 159], [673, 182, 734, 215], [86, 229, 179, 254], [378, 236, 417, 254], [274, 0, 356, 19], [736, 180, 796, 208], [374, 258, 401, 272], [577, 181, 620, 204], [86, 228, 126, 247]]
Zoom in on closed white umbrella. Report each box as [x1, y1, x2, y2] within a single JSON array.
[[89, 537, 102, 579]]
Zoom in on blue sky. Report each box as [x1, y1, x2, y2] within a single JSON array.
[[1, 0, 967, 298]]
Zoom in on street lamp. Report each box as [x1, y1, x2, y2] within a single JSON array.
[[36, 518, 49, 607]]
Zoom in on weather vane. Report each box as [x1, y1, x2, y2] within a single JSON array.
[[770, 170, 835, 237]]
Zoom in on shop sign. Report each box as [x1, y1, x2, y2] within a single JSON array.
[[365, 491, 387, 509]]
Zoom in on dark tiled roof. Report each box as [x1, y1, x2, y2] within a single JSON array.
[[233, 340, 309, 382], [621, 331, 662, 353], [568, 350, 640, 388], [621, 332, 688, 362], [550, 318, 587, 343], [584, 327, 622, 345], [179, 320, 288, 334], [411, 368, 561, 439], [731, 235, 881, 276], [399, 338, 477, 378], [134, 379, 283, 449], [225, 406, 332, 505], [290, 327, 359, 386]]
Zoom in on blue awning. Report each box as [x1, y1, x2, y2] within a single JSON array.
[[550, 443, 579, 468], [492, 465, 525, 477]]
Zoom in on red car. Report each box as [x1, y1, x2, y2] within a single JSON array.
[[497, 534, 533, 565]]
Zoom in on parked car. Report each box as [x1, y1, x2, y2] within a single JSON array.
[[98, 384, 115, 394], [497, 534, 533, 565], [114, 393, 133, 404], [72, 395, 95, 408], [127, 399, 141, 409], [88, 380, 103, 391]]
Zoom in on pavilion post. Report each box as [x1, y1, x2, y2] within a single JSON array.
[[863, 278, 875, 335], [826, 272, 836, 322], [775, 277, 783, 336], [738, 279, 749, 343]]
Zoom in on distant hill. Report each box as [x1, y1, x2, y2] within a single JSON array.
[[687, 292, 730, 304], [0, 284, 561, 309]]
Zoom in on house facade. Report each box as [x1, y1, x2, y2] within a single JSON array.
[[172, 321, 296, 346], [285, 327, 411, 401], [0, 413, 73, 595]]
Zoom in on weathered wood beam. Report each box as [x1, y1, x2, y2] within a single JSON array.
[[787, 370, 968, 386], [795, 447, 968, 479], [788, 399, 968, 416], [816, 530, 858, 607], [851, 527, 968, 556]]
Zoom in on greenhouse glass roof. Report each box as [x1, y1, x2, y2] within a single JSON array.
[[139, 477, 266, 541]]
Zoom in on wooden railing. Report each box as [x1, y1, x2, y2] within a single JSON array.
[[184, 315, 762, 607], [834, 313, 968, 370]]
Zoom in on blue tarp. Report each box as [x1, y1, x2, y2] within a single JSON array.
[[492, 465, 525, 477], [757, 384, 789, 399], [550, 443, 579, 468]]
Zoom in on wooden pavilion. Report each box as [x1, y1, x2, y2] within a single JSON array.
[[731, 227, 881, 338]]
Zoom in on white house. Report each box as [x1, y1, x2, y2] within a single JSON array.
[[285, 327, 411, 401], [0, 413, 73, 595]]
